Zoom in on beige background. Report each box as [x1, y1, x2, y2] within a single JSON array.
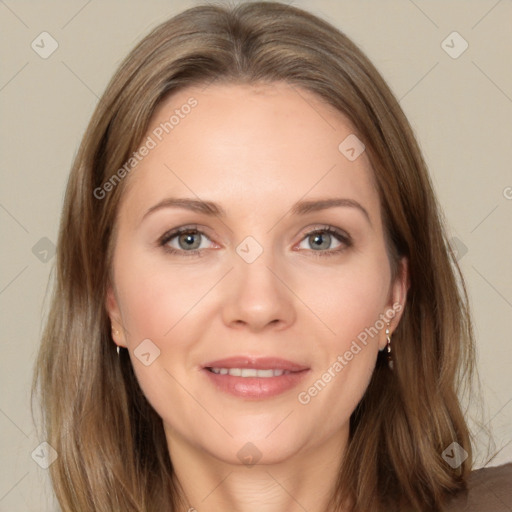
[[1, 0, 511, 509]]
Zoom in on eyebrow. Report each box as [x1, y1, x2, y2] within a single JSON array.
[[290, 198, 371, 225], [142, 197, 371, 225]]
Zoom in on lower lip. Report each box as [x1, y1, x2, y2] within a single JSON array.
[[202, 368, 310, 400]]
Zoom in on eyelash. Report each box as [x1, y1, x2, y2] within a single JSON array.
[[158, 224, 352, 259]]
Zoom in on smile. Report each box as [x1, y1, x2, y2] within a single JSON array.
[[207, 367, 291, 377]]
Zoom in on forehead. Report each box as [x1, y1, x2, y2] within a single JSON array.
[[118, 81, 379, 223]]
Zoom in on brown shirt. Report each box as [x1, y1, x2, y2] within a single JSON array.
[[443, 463, 512, 511]]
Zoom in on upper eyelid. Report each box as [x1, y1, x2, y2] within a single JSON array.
[[160, 224, 211, 240]]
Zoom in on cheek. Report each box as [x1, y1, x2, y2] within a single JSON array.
[[292, 252, 389, 422], [115, 238, 391, 373], [299, 252, 391, 345], [114, 248, 217, 343], [112, 251, 212, 426]]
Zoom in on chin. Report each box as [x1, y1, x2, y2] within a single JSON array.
[[211, 433, 306, 467]]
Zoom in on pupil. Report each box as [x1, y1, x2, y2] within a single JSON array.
[[179, 233, 200, 250], [311, 232, 330, 250]]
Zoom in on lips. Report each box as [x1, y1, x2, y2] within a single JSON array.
[[202, 356, 310, 400], [202, 356, 309, 372]]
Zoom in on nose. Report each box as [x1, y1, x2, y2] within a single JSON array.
[[221, 249, 296, 333]]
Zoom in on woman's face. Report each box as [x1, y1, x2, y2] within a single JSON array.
[[107, 82, 407, 467]]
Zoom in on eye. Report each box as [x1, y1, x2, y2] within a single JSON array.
[[296, 226, 352, 257], [159, 226, 215, 256], [158, 224, 352, 258]]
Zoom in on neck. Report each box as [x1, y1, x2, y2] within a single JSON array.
[[166, 427, 348, 512]]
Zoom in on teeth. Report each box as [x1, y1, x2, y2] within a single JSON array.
[[209, 367, 288, 377]]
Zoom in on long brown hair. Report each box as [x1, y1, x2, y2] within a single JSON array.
[[32, 2, 476, 510]]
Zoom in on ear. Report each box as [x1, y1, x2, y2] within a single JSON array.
[[379, 257, 409, 350], [106, 283, 127, 349]]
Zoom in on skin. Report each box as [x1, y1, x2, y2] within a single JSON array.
[[107, 82, 408, 512]]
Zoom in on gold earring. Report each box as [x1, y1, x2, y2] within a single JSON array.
[[385, 323, 393, 370]]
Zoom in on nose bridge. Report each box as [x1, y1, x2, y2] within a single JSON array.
[[221, 235, 296, 330]]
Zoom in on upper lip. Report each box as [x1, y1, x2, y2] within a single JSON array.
[[202, 356, 309, 372]]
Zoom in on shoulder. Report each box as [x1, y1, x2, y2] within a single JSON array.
[[442, 463, 512, 511]]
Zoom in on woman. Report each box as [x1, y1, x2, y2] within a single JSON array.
[[32, 2, 507, 511]]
